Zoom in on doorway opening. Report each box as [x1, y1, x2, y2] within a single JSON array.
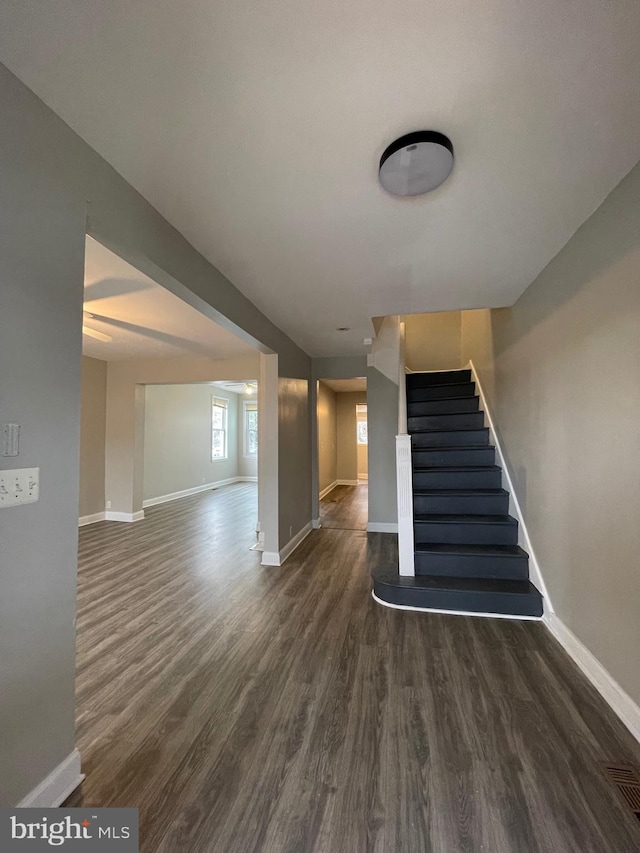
[[316, 377, 368, 531], [77, 235, 274, 544]]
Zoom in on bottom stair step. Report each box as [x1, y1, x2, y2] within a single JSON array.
[[415, 544, 530, 580], [372, 566, 543, 617]]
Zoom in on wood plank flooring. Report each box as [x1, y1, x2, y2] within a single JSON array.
[[67, 482, 640, 852], [319, 483, 368, 530]]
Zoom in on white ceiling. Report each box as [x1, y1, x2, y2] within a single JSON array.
[[320, 378, 367, 393], [211, 380, 258, 396], [2, 1, 640, 357], [83, 237, 256, 361]]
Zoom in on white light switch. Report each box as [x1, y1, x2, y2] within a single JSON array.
[[0, 467, 39, 507]]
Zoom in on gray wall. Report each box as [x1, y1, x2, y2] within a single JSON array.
[[403, 311, 461, 372], [0, 61, 309, 806], [317, 381, 337, 492], [366, 367, 398, 526], [460, 309, 496, 404], [278, 378, 311, 545], [461, 161, 640, 710], [336, 391, 367, 481], [143, 385, 239, 501], [0, 78, 86, 804], [79, 356, 107, 518]]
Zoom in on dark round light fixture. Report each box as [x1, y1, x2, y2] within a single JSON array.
[[379, 130, 454, 197]]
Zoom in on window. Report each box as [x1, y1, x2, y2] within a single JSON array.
[[356, 403, 368, 445], [244, 401, 258, 458], [212, 397, 228, 459]]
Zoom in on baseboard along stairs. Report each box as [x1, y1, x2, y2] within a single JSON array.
[[373, 369, 544, 618]]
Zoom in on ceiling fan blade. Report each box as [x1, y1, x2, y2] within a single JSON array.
[[84, 278, 152, 304], [86, 313, 215, 357], [82, 325, 113, 343]]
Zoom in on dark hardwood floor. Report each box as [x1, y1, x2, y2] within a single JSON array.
[[67, 482, 640, 852], [319, 483, 368, 530]]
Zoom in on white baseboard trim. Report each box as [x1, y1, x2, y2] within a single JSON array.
[[280, 522, 313, 564], [372, 592, 542, 621], [367, 522, 398, 533], [142, 477, 248, 508], [78, 511, 106, 527], [250, 530, 265, 552], [17, 749, 84, 808], [105, 510, 145, 523], [544, 613, 640, 745], [467, 360, 553, 612], [312, 518, 321, 529], [261, 522, 313, 567], [319, 481, 338, 500], [337, 479, 358, 486]]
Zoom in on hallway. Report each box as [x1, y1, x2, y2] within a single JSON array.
[[319, 483, 368, 531], [67, 483, 640, 852]]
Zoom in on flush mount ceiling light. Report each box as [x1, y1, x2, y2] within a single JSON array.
[[379, 131, 454, 197]]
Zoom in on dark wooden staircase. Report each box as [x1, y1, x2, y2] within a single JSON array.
[[372, 369, 544, 617]]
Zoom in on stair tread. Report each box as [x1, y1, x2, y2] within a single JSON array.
[[408, 405, 480, 415], [413, 445, 495, 452], [408, 405, 480, 414], [408, 370, 470, 378], [408, 395, 478, 403], [414, 513, 517, 525], [413, 489, 508, 496], [407, 426, 489, 436], [415, 543, 528, 557], [412, 465, 501, 473], [409, 381, 474, 389], [409, 426, 487, 433], [373, 566, 540, 596]]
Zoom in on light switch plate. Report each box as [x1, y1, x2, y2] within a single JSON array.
[[2, 423, 20, 457], [0, 467, 39, 507]]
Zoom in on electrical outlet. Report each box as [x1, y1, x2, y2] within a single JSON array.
[[106, 500, 112, 509], [0, 467, 39, 507]]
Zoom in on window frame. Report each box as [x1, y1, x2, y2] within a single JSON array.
[[356, 403, 368, 445], [211, 396, 229, 461], [243, 400, 258, 459]]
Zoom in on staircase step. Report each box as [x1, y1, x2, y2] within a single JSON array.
[[407, 397, 479, 417], [372, 566, 543, 617], [412, 446, 495, 468], [412, 466, 502, 490], [413, 489, 509, 516], [411, 428, 490, 448], [414, 514, 518, 546], [407, 382, 476, 403], [414, 544, 530, 580], [407, 369, 472, 388], [408, 411, 485, 431]]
